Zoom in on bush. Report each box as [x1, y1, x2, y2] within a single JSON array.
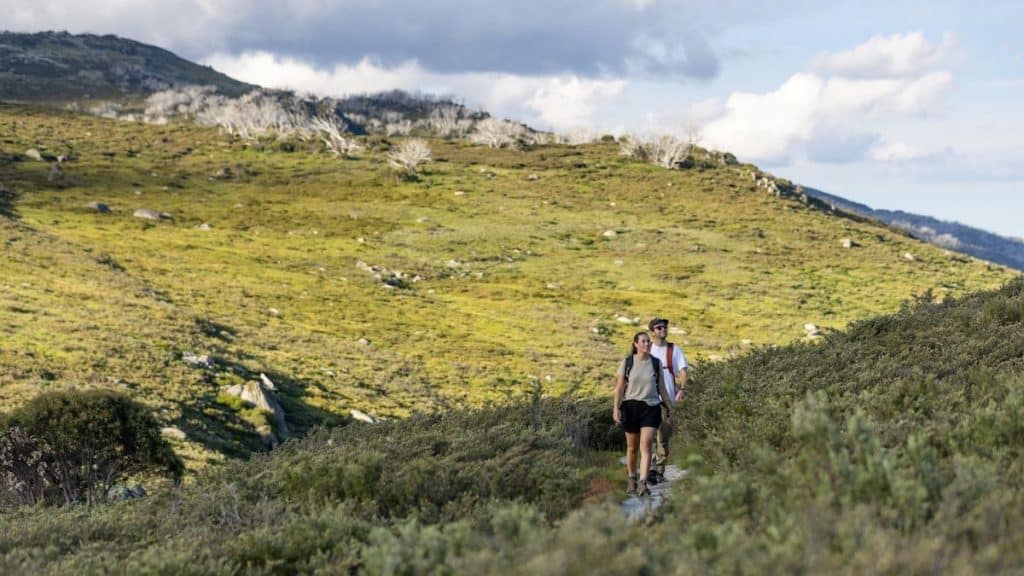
[[0, 390, 183, 506]]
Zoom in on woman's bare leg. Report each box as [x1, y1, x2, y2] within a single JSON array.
[[638, 426, 658, 482]]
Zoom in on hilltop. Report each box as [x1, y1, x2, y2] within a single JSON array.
[[0, 101, 1015, 466], [0, 31, 255, 102]]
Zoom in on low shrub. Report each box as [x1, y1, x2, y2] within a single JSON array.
[[0, 390, 183, 506]]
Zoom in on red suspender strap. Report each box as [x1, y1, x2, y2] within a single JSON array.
[[666, 343, 675, 378]]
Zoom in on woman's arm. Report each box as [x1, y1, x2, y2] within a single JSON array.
[[613, 373, 626, 424]]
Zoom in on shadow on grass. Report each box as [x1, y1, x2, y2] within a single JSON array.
[[0, 186, 19, 219]]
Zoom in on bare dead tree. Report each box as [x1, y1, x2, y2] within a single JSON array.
[[311, 116, 362, 158], [470, 117, 525, 148], [387, 138, 432, 177]]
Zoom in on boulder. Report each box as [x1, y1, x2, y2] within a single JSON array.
[[160, 426, 187, 441], [903, 252, 916, 262], [351, 409, 376, 424], [133, 208, 171, 220], [603, 229, 617, 238], [107, 484, 147, 502], [225, 380, 289, 438], [84, 201, 111, 213], [182, 352, 219, 370], [24, 148, 42, 161]]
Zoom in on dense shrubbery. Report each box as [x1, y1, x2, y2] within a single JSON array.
[[2, 280, 1023, 573], [0, 390, 183, 507]]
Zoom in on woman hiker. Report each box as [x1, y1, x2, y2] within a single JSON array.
[[613, 331, 672, 496]]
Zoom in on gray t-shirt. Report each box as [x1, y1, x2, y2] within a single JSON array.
[[617, 356, 663, 406]]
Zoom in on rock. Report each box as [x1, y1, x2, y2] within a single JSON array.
[[527, 173, 540, 181], [195, 222, 212, 231], [48, 163, 64, 182], [446, 259, 461, 268], [841, 238, 853, 249], [616, 316, 635, 324], [803, 323, 818, 333], [350, 409, 376, 424], [133, 208, 170, 220], [84, 201, 111, 213], [453, 190, 466, 196], [267, 307, 280, 316], [227, 380, 289, 437], [108, 484, 147, 502], [903, 252, 916, 261], [24, 148, 43, 161], [161, 426, 186, 441], [182, 352, 219, 370], [357, 338, 370, 346], [603, 229, 617, 238], [260, 373, 277, 391]]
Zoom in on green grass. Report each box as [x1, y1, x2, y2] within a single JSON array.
[[1, 279, 1022, 573], [0, 102, 1017, 466]]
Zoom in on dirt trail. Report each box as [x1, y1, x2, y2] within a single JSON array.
[[619, 463, 688, 522]]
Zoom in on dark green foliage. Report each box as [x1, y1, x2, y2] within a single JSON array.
[[0, 390, 183, 507]]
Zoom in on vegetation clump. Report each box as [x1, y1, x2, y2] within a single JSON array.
[[0, 390, 183, 507]]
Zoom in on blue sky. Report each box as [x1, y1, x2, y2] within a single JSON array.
[[4, 0, 1021, 238]]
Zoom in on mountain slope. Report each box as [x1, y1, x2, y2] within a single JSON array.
[[2, 273, 1021, 573], [1, 101, 1016, 465], [804, 186, 1024, 271], [0, 31, 255, 101]]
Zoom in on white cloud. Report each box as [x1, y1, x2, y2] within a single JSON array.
[[202, 51, 626, 131], [812, 31, 961, 78], [696, 33, 957, 165]]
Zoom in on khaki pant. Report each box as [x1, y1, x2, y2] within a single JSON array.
[[652, 405, 673, 473]]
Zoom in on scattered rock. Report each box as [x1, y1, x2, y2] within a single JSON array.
[[546, 282, 561, 290], [133, 208, 171, 220], [526, 173, 540, 181], [259, 373, 277, 391], [24, 148, 43, 161], [453, 190, 466, 196], [903, 252, 916, 262], [841, 238, 853, 249], [195, 222, 212, 231], [803, 323, 818, 333], [182, 352, 219, 370], [357, 338, 370, 346], [48, 163, 64, 182], [350, 409, 376, 424], [160, 426, 186, 441], [84, 201, 111, 213], [267, 308, 280, 317], [107, 484, 147, 502], [446, 259, 461, 268], [616, 316, 635, 324], [603, 229, 618, 238]]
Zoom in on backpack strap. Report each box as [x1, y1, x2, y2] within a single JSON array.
[[624, 355, 661, 381], [665, 343, 675, 378]]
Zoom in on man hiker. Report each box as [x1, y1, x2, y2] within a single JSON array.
[[647, 316, 688, 484]]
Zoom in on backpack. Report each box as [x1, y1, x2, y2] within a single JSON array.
[[624, 355, 662, 381]]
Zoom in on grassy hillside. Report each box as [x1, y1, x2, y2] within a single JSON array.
[[0, 102, 1016, 465], [1, 276, 1021, 573]]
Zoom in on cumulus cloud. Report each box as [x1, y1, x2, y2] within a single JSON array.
[[697, 33, 957, 165], [204, 51, 627, 131], [812, 31, 961, 78], [4, 0, 721, 79]]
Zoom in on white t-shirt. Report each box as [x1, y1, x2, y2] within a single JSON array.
[[650, 342, 688, 403]]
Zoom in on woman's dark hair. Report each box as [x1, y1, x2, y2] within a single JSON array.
[[630, 331, 650, 355]]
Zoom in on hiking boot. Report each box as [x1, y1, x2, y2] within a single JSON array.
[[637, 479, 651, 496], [626, 474, 638, 496]]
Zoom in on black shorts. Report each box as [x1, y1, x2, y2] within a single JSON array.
[[620, 400, 662, 433]]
